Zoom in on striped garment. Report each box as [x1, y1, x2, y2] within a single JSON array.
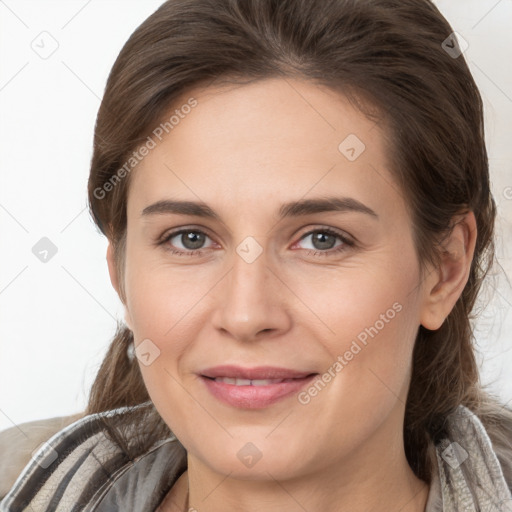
[[1, 402, 511, 511]]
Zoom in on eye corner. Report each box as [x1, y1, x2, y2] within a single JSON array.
[[292, 226, 355, 257]]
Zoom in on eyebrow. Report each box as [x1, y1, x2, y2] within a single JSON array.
[[141, 197, 378, 220]]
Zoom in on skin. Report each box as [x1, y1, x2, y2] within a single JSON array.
[[106, 77, 477, 512]]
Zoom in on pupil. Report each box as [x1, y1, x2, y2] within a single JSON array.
[[179, 231, 336, 251], [313, 232, 335, 250], [183, 231, 204, 250]]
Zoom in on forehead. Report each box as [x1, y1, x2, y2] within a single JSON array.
[[127, 77, 399, 219]]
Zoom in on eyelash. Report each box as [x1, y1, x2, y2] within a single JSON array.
[[157, 227, 355, 258]]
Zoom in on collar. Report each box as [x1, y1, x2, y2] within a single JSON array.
[[425, 405, 512, 511], [2, 403, 510, 511]]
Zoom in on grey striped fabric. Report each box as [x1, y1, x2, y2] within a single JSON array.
[[429, 406, 512, 511], [0, 412, 84, 499], [0, 403, 510, 511], [0, 403, 187, 511]]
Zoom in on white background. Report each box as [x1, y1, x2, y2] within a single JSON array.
[[0, 0, 511, 431]]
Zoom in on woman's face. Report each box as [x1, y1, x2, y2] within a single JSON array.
[[116, 77, 432, 481]]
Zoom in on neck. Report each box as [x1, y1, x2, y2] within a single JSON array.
[[183, 458, 428, 512], [164, 413, 430, 512]]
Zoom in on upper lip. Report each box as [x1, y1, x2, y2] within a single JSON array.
[[200, 365, 316, 380]]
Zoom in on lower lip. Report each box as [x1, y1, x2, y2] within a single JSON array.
[[200, 374, 318, 409]]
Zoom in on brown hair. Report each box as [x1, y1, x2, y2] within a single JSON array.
[[86, 0, 512, 484]]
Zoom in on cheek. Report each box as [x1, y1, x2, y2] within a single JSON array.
[[123, 253, 219, 415], [289, 293, 419, 466], [289, 250, 420, 359], [120, 234, 423, 476], [293, 247, 421, 410], [124, 248, 212, 342], [322, 298, 416, 399]]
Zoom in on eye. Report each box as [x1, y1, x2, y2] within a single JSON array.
[[159, 228, 215, 255], [294, 228, 354, 256], [157, 226, 354, 258]]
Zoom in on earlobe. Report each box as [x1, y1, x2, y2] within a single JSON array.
[[124, 308, 134, 332], [106, 242, 120, 295], [106, 241, 134, 331], [420, 211, 477, 331]]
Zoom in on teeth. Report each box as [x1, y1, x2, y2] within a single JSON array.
[[219, 377, 237, 385], [250, 379, 283, 386], [234, 378, 251, 386], [214, 377, 285, 386]]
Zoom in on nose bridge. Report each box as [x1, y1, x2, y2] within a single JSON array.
[[231, 243, 268, 307], [212, 238, 290, 340]]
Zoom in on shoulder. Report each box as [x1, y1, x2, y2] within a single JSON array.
[[0, 403, 186, 512], [0, 412, 83, 500], [432, 403, 512, 509], [475, 401, 512, 493]]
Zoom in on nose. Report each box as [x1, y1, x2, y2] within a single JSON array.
[[211, 241, 292, 342]]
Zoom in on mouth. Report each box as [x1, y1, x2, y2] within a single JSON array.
[[206, 377, 304, 386], [199, 365, 319, 409]]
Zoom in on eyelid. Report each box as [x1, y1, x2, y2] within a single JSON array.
[[158, 224, 216, 244], [158, 224, 356, 256], [293, 225, 355, 244], [291, 226, 355, 252], [158, 225, 352, 242]]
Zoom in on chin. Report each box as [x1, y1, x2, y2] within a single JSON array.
[[189, 437, 313, 481]]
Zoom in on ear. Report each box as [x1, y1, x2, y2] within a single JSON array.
[[106, 242, 121, 296], [420, 211, 477, 330], [106, 241, 134, 331]]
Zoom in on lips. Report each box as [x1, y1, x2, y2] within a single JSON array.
[[199, 365, 318, 409], [212, 377, 288, 386], [200, 365, 314, 380]]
